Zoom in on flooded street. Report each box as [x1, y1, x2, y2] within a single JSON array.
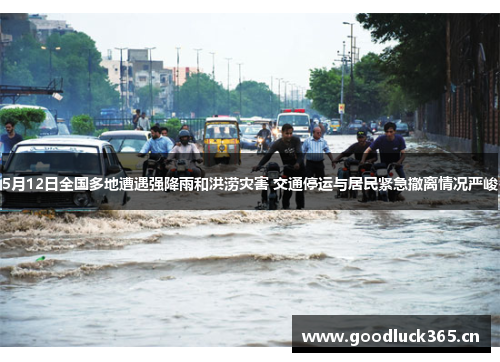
[[1, 135, 499, 347]]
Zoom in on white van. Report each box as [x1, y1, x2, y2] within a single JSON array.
[[275, 108, 310, 143]]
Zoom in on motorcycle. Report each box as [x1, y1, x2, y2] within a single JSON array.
[[253, 162, 282, 210], [146, 155, 166, 178], [335, 158, 371, 199], [167, 158, 195, 178], [361, 162, 399, 202], [256, 136, 271, 155]]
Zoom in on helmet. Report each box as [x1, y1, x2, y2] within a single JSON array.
[[179, 130, 190, 138]]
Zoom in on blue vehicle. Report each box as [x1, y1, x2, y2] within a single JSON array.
[[98, 108, 123, 129]]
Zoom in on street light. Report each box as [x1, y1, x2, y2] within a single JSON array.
[[343, 21, 355, 122], [225, 58, 232, 115], [237, 63, 243, 117], [209, 52, 216, 114], [276, 78, 283, 112], [145, 47, 156, 119], [115, 47, 128, 123], [40, 46, 61, 85], [337, 41, 348, 127], [175, 47, 181, 117], [194, 48, 202, 117], [283, 81, 289, 108]]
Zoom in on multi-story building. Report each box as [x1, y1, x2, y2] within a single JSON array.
[[29, 14, 75, 44], [100, 49, 174, 117]]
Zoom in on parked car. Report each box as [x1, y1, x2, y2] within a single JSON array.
[[395, 122, 410, 137], [240, 125, 263, 149], [98, 130, 151, 171], [347, 123, 361, 134], [0, 104, 58, 136], [0, 138, 128, 212]]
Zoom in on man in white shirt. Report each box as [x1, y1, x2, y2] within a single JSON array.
[[137, 112, 150, 131]]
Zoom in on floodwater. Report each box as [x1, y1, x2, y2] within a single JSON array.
[[0, 134, 499, 347]]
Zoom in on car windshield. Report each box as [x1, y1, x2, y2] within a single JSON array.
[[243, 127, 262, 137], [40, 109, 57, 129], [205, 124, 239, 139], [100, 135, 147, 152], [398, 123, 408, 130], [5, 145, 101, 175], [331, 121, 340, 126], [277, 114, 309, 127]]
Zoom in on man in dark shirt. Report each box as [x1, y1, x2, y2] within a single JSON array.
[[1, 121, 24, 154], [252, 123, 305, 209], [332, 130, 377, 166], [358, 122, 374, 136], [361, 122, 406, 178]]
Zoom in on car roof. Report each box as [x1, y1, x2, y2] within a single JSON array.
[[99, 130, 150, 137], [205, 117, 238, 122], [15, 137, 110, 148], [1, 104, 48, 110]]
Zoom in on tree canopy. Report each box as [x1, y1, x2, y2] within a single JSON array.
[[356, 13, 447, 106], [2, 32, 120, 120]]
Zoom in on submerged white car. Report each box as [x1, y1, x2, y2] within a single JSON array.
[[0, 138, 129, 212]]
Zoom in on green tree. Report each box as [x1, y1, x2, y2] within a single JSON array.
[[136, 86, 161, 116], [235, 81, 278, 117], [356, 13, 447, 105], [306, 66, 342, 119], [71, 114, 95, 135], [2, 32, 120, 119], [0, 108, 46, 137]]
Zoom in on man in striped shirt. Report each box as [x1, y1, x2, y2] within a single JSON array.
[[302, 126, 335, 178]]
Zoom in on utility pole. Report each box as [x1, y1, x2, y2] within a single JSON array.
[[283, 81, 288, 108], [88, 49, 92, 116], [336, 41, 349, 127], [237, 63, 243, 118], [194, 48, 202, 117], [277, 78, 282, 113], [225, 58, 231, 115], [115, 47, 128, 123], [270, 76, 273, 118], [145, 47, 156, 119], [209, 52, 216, 115], [175, 47, 181, 117], [343, 21, 355, 122]]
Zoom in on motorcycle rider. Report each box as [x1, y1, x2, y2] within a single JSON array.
[[332, 130, 378, 167], [358, 122, 375, 136], [361, 122, 406, 200], [137, 125, 173, 176], [256, 123, 272, 151], [167, 129, 204, 178], [252, 123, 305, 210]]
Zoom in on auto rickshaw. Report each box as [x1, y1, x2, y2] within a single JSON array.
[[203, 117, 241, 166]]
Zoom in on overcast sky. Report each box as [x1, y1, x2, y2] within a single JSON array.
[[44, 13, 392, 92], [10, 1, 483, 94]]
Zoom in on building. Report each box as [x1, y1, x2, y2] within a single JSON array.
[[165, 66, 200, 87], [29, 14, 75, 44], [100, 49, 175, 117]]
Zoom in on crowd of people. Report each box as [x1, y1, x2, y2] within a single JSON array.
[[1, 111, 408, 209]]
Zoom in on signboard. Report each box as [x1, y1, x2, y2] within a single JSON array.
[[339, 103, 345, 114]]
